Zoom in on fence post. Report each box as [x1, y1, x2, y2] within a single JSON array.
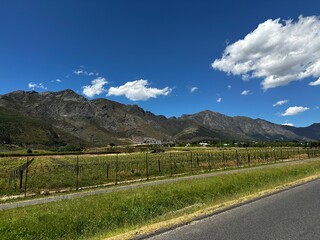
[[145, 152, 149, 180], [223, 150, 226, 169], [236, 150, 239, 168], [158, 159, 161, 173], [76, 156, 79, 191], [115, 154, 119, 185], [24, 158, 29, 198], [196, 155, 199, 167], [170, 152, 173, 177], [19, 166, 23, 189], [190, 151, 193, 172]]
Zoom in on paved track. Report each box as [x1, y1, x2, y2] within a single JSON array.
[[147, 178, 320, 240], [1, 158, 319, 211]]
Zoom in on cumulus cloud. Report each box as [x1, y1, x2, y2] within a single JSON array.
[[309, 78, 320, 86], [281, 106, 309, 116], [282, 122, 294, 127], [273, 99, 289, 107], [212, 16, 320, 90], [107, 79, 172, 101], [216, 97, 222, 103], [190, 87, 198, 93], [241, 90, 251, 96], [82, 77, 108, 98], [28, 82, 47, 90]]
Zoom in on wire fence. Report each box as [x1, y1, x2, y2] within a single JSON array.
[[1, 147, 320, 198]]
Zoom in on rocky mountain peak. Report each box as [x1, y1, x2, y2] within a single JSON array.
[[0, 89, 318, 148], [52, 89, 87, 102]]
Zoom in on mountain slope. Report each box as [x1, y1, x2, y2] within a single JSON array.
[[0, 90, 120, 146], [0, 106, 87, 147], [0, 90, 176, 146], [0, 90, 318, 148], [181, 110, 311, 141], [283, 124, 320, 141]]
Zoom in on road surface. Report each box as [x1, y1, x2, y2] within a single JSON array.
[[147, 178, 320, 240]]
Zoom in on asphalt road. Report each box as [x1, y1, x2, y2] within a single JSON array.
[[147, 178, 320, 240], [1, 158, 319, 211]]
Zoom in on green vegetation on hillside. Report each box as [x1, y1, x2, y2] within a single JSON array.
[[0, 107, 87, 149]]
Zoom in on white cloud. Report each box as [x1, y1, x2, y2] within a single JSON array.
[[107, 79, 172, 101], [74, 69, 85, 75], [227, 85, 232, 89], [73, 68, 98, 76], [82, 77, 108, 98], [28, 82, 47, 90], [190, 87, 198, 93], [309, 78, 320, 86], [51, 79, 62, 83], [212, 16, 320, 90], [241, 90, 251, 96], [281, 106, 309, 116], [282, 122, 294, 127], [216, 97, 222, 103], [273, 99, 289, 107]]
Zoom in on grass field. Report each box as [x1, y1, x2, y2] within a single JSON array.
[[1, 160, 320, 239], [1, 147, 319, 197]]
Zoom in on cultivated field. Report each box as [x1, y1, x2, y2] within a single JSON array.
[[1, 147, 319, 198]]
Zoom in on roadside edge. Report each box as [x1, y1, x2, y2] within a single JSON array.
[[106, 173, 320, 240]]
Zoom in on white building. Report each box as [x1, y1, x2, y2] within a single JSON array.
[[199, 142, 209, 147]]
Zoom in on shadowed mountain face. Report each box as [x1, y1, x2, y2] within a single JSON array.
[[180, 111, 312, 141], [0, 90, 318, 148], [283, 123, 320, 141]]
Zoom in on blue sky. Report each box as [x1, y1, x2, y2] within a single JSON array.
[[0, 0, 319, 127]]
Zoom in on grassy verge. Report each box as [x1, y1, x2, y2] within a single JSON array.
[[1, 160, 320, 240]]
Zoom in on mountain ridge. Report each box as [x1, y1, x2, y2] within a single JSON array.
[[0, 89, 318, 148]]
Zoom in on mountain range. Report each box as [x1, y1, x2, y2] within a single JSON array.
[[0, 89, 318, 148]]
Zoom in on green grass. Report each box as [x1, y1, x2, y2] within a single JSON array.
[[1, 148, 319, 197], [1, 160, 320, 240]]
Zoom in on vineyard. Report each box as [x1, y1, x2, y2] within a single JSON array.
[[1, 147, 320, 198]]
